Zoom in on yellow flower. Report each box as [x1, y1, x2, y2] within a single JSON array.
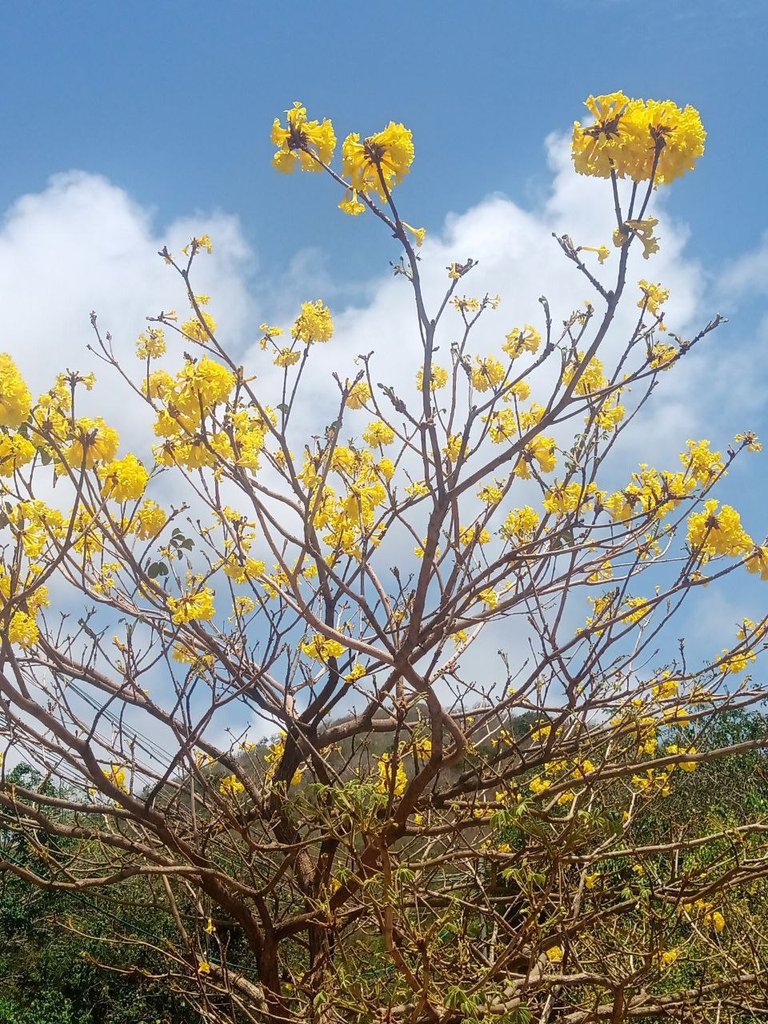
[[67, 418, 120, 469], [478, 483, 503, 505], [543, 482, 594, 517], [571, 91, 634, 178], [168, 588, 216, 625], [580, 244, 611, 264], [403, 222, 426, 247], [687, 500, 752, 560], [104, 764, 128, 793], [471, 355, 506, 392], [273, 347, 302, 368], [99, 453, 149, 502], [680, 439, 724, 487], [660, 947, 681, 969], [500, 505, 540, 542], [136, 328, 166, 359], [292, 300, 334, 344], [181, 309, 217, 344], [363, 420, 395, 447], [0, 433, 35, 477], [515, 436, 557, 478], [502, 325, 541, 360], [219, 774, 245, 796], [459, 524, 491, 546], [621, 99, 706, 185], [338, 188, 365, 216], [563, 353, 607, 396], [0, 353, 32, 427], [376, 752, 407, 796], [271, 101, 336, 173], [8, 611, 39, 648], [545, 945, 564, 964], [572, 93, 705, 185], [301, 634, 346, 663], [624, 217, 659, 259], [342, 122, 415, 201], [638, 280, 669, 317], [346, 381, 371, 410], [416, 364, 449, 391]]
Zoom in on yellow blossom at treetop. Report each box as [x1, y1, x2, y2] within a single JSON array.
[[271, 101, 336, 173], [99, 453, 149, 502], [471, 355, 506, 392], [571, 91, 634, 179], [621, 99, 706, 185], [571, 93, 705, 185], [292, 299, 334, 344], [346, 381, 371, 410], [342, 121, 414, 201], [0, 353, 32, 428], [638, 280, 669, 317], [502, 325, 541, 360], [136, 328, 166, 359], [687, 499, 753, 560]]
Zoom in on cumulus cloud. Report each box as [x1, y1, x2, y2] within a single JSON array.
[[1, 139, 763, 735]]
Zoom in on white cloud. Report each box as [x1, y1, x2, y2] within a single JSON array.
[[1, 141, 763, 743]]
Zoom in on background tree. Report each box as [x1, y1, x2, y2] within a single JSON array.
[[0, 91, 767, 1023]]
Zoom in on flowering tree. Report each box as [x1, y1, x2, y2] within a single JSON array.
[[1, 92, 768, 1024]]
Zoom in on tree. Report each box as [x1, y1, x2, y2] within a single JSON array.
[[0, 90, 767, 1023]]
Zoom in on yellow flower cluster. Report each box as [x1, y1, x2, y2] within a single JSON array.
[[99, 453, 149, 502], [300, 633, 346, 663], [543, 482, 596, 517], [341, 122, 414, 202], [264, 734, 303, 786], [687, 500, 752, 560], [149, 357, 239, 471], [167, 587, 216, 625], [572, 92, 705, 185], [219, 773, 246, 796], [0, 353, 32, 427], [500, 505, 540, 542], [272, 101, 336, 173], [292, 300, 334, 344], [376, 752, 407, 796]]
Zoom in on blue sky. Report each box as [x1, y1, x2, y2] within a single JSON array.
[[1, 0, 765, 275], [1, 0, 767, 705]]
